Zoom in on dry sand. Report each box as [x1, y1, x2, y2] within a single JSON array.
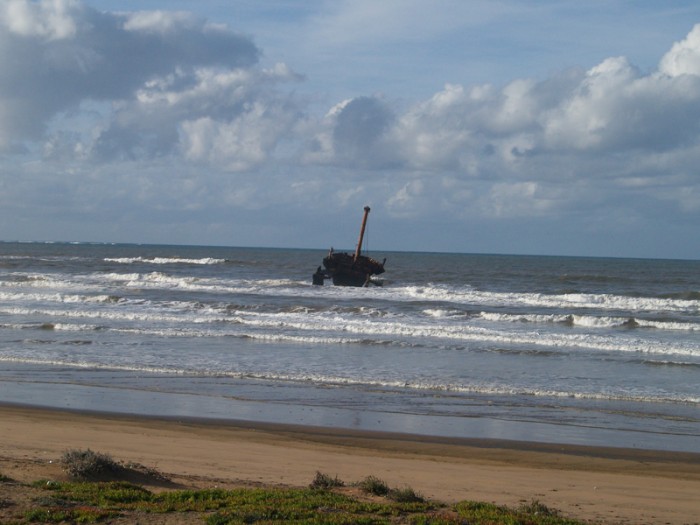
[[1, 403, 699, 524]]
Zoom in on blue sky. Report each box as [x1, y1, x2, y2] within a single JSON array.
[[2, 1, 700, 259]]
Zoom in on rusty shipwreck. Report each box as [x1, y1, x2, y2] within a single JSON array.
[[313, 206, 386, 287]]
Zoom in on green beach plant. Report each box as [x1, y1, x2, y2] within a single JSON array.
[[356, 475, 423, 502], [16, 477, 591, 525], [519, 498, 559, 516], [18, 450, 588, 525], [456, 499, 583, 525], [309, 471, 345, 489], [61, 449, 121, 479], [357, 475, 390, 496], [387, 485, 424, 503]]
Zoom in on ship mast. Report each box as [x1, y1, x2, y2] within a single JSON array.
[[354, 206, 371, 261]]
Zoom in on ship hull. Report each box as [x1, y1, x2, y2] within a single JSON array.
[[312, 206, 386, 286], [315, 252, 385, 287]]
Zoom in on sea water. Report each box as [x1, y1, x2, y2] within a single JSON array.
[[1, 242, 698, 452]]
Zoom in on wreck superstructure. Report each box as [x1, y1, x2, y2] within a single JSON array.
[[312, 206, 386, 286]]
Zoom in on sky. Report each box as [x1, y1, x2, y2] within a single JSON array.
[[2, 1, 700, 259]]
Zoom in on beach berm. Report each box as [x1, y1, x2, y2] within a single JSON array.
[[1, 404, 699, 524]]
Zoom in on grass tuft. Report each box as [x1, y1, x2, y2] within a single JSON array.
[[456, 499, 583, 524], [519, 498, 560, 516], [388, 486, 424, 503], [309, 471, 344, 489], [356, 475, 423, 502], [357, 475, 390, 496], [61, 449, 121, 479]]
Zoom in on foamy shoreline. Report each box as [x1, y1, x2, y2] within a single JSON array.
[[2, 402, 700, 524], [2, 368, 699, 454]]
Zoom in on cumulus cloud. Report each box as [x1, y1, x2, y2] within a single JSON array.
[[2, 1, 700, 256], [321, 25, 700, 221], [7, 2, 700, 179], [659, 24, 700, 77], [89, 64, 302, 166], [0, 0, 259, 151], [1, 0, 78, 40], [330, 96, 395, 168], [378, 49, 700, 180]]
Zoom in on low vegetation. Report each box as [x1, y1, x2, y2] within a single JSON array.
[[456, 500, 582, 525], [60, 448, 171, 485], [356, 475, 424, 503], [309, 471, 344, 489], [356, 475, 390, 496], [0, 451, 592, 524], [61, 449, 121, 479]]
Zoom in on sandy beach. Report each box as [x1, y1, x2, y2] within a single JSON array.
[[1, 403, 699, 524]]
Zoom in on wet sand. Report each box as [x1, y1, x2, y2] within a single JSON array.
[[1, 403, 699, 524]]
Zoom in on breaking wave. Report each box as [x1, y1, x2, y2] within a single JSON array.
[[477, 311, 700, 331], [105, 257, 225, 265]]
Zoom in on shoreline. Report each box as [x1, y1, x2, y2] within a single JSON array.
[[3, 402, 700, 524], [3, 373, 698, 454], [3, 401, 700, 469]]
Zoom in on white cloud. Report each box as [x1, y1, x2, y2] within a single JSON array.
[[122, 10, 202, 34], [2, 2, 700, 257], [0, 0, 259, 151], [659, 24, 700, 77], [542, 57, 638, 151], [481, 181, 558, 218], [89, 65, 301, 165], [179, 100, 294, 172], [387, 180, 425, 216], [1, 0, 79, 40]]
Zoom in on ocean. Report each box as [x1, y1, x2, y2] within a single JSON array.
[[1, 242, 699, 452]]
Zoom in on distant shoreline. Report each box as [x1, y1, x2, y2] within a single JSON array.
[[3, 239, 700, 262]]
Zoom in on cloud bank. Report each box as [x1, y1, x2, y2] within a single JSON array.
[[2, 0, 700, 257]]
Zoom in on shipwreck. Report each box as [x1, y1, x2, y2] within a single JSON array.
[[313, 206, 386, 287]]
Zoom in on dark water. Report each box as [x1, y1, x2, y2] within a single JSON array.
[[1, 242, 699, 451]]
